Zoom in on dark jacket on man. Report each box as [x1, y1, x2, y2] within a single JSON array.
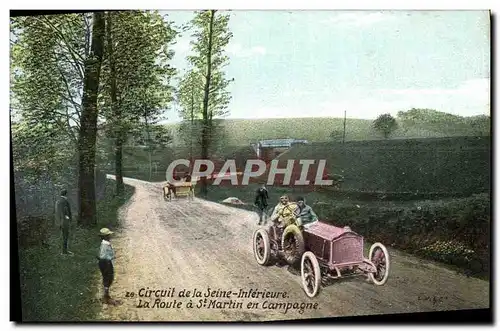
[[55, 196, 72, 228], [55, 194, 72, 254], [254, 186, 269, 210]]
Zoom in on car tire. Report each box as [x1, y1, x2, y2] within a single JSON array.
[[253, 228, 271, 266], [281, 224, 305, 265], [368, 242, 390, 285], [301, 251, 321, 298]]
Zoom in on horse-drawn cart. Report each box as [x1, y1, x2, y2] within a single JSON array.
[[163, 180, 195, 201]]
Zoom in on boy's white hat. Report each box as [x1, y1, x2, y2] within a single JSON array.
[[100, 228, 114, 236]]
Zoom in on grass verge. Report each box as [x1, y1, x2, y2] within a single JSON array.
[[17, 179, 135, 322]]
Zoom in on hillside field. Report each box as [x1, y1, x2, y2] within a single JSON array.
[[274, 136, 490, 194], [103, 113, 490, 196], [117, 135, 490, 197], [164, 115, 490, 146]]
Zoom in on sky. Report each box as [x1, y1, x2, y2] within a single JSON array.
[[162, 10, 490, 122]]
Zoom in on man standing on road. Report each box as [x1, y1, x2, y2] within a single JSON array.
[[55, 189, 73, 255], [254, 184, 269, 225]]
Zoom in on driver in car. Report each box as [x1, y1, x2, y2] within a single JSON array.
[[270, 195, 299, 227]]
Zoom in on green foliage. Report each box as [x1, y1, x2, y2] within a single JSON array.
[[165, 111, 490, 147], [186, 10, 234, 123], [99, 10, 178, 141], [179, 10, 233, 195], [279, 136, 490, 194], [312, 193, 490, 278], [176, 118, 229, 155], [130, 123, 173, 151], [11, 118, 76, 182], [167, 117, 376, 146], [176, 69, 205, 157], [18, 180, 135, 321], [19, 228, 101, 321], [466, 115, 490, 136], [329, 129, 344, 142], [118, 135, 489, 197], [372, 113, 398, 138], [10, 13, 90, 166], [187, 10, 233, 120], [420, 241, 476, 267], [10, 11, 179, 222], [397, 108, 490, 137], [177, 69, 204, 121]]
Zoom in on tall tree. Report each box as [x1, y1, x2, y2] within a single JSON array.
[[177, 69, 204, 159], [77, 12, 106, 226], [372, 113, 398, 139], [104, 12, 122, 194], [11, 13, 92, 147], [135, 86, 174, 181], [99, 11, 177, 193], [10, 13, 96, 221], [186, 10, 233, 195]]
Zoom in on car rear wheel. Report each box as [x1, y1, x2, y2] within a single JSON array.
[[368, 242, 390, 285], [253, 228, 271, 266], [281, 224, 305, 265], [301, 251, 321, 298]]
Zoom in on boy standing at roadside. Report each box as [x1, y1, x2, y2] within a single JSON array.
[[97, 228, 119, 305]]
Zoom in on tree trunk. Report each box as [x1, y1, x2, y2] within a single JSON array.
[[200, 10, 216, 197], [190, 77, 194, 162], [77, 12, 105, 227], [115, 139, 124, 195], [145, 114, 152, 181], [106, 12, 124, 196], [115, 137, 124, 195], [149, 149, 152, 181], [208, 107, 213, 154]]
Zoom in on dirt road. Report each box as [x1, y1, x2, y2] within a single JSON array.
[[98, 177, 490, 321]]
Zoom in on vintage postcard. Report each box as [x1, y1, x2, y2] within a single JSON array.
[[10, 9, 491, 323]]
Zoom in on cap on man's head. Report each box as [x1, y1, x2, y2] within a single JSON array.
[[100, 228, 114, 236], [297, 196, 305, 202]]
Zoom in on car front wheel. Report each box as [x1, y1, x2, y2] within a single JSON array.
[[253, 228, 271, 266], [281, 224, 305, 265], [368, 242, 390, 285], [301, 251, 321, 298]]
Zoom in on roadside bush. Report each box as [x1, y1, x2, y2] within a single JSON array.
[[315, 193, 490, 279], [17, 216, 52, 248]]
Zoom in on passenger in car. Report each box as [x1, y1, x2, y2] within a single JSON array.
[[296, 196, 318, 228]]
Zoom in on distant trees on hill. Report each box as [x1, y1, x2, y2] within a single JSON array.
[[372, 114, 398, 139], [396, 108, 490, 137]]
